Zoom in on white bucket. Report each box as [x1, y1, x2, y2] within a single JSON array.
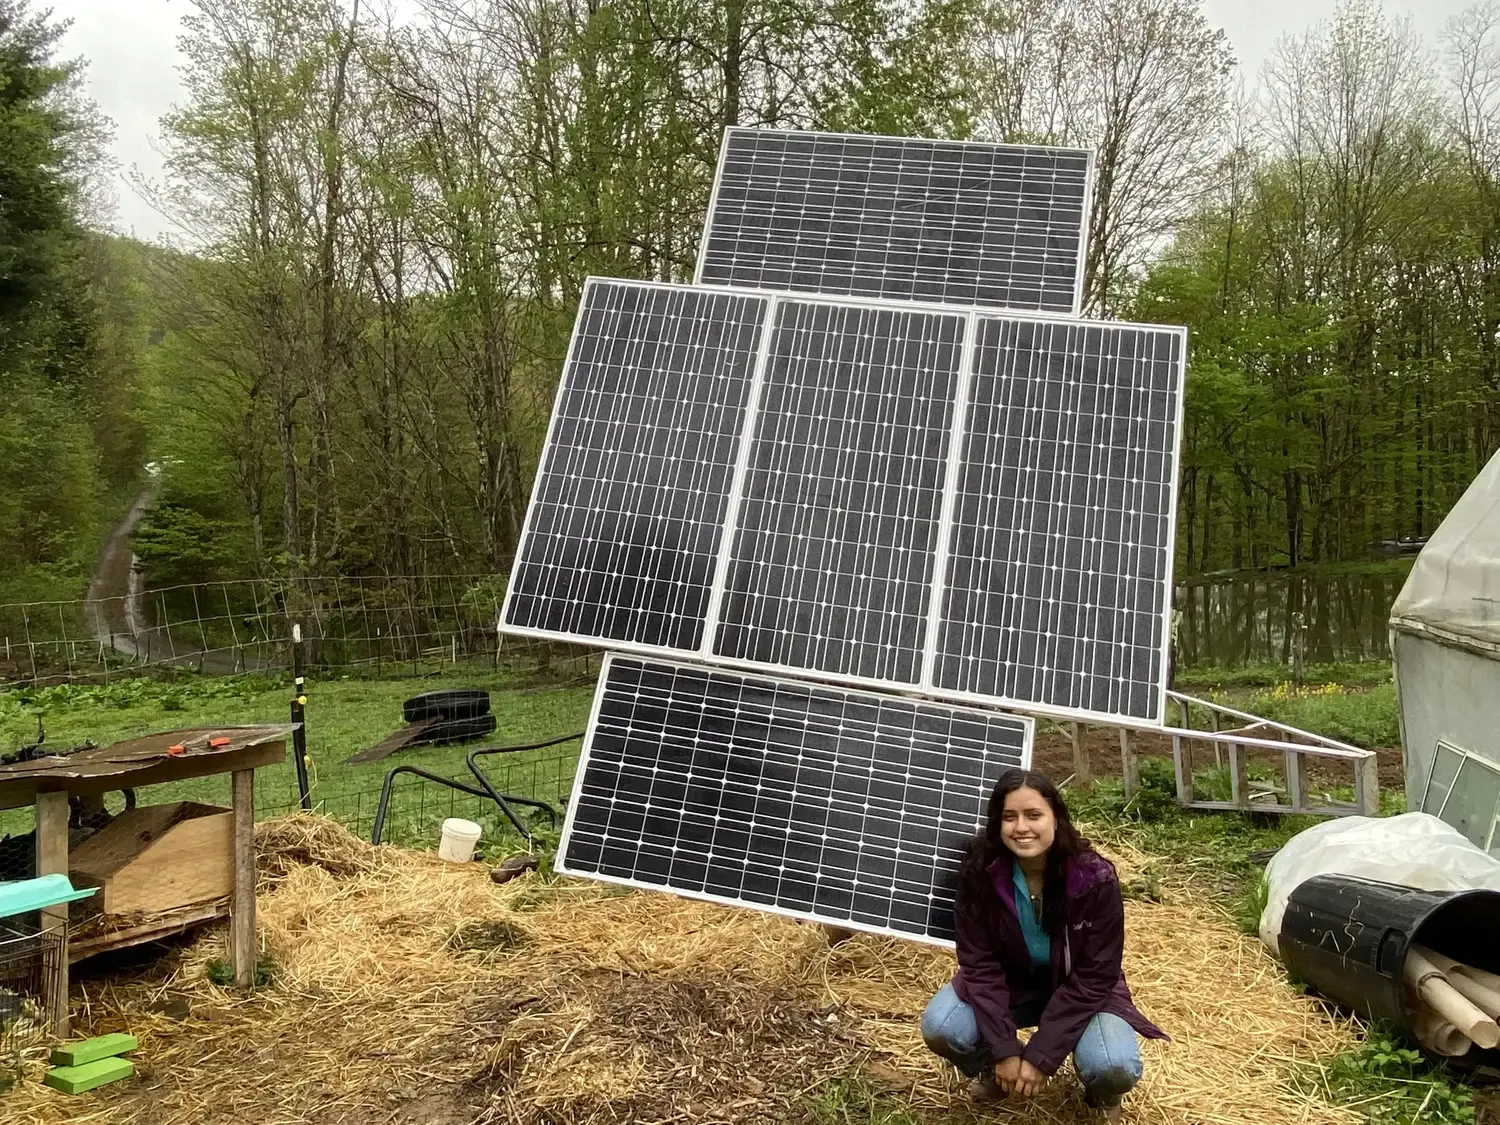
[[437, 817, 482, 863]]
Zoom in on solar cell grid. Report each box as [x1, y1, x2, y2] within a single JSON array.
[[501, 278, 1186, 726], [934, 318, 1184, 722], [502, 282, 767, 652], [711, 300, 966, 684], [559, 654, 1033, 944], [697, 128, 1092, 314]]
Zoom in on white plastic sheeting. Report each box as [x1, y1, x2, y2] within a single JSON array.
[[1259, 812, 1500, 958], [1390, 446, 1500, 655]]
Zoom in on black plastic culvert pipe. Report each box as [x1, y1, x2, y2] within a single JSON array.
[[1278, 873, 1500, 1056]]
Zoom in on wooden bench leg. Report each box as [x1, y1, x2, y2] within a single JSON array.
[[36, 790, 69, 1037], [232, 769, 256, 988]]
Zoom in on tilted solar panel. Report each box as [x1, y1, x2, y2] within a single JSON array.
[[502, 282, 767, 652], [696, 127, 1093, 315], [558, 654, 1033, 944], [935, 318, 1185, 723], [502, 278, 1185, 726], [712, 300, 965, 685]]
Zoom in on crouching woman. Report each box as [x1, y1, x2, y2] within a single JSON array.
[[920, 769, 1165, 1120]]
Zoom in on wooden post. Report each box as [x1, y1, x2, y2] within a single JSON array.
[[1173, 734, 1193, 807], [1229, 742, 1249, 808], [1356, 753, 1380, 817], [1120, 728, 1140, 799], [231, 769, 256, 988], [1285, 749, 1307, 814], [1070, 722, 1092, 784], [35, 790, 70, 1036]]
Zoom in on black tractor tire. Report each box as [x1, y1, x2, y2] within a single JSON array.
[[402, 689, 491, 723], [414, 712, 498, 746]]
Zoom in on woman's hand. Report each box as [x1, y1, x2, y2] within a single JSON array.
[[1012, 1059, 1047, 1097], [993, 1056, 1022, 1093]]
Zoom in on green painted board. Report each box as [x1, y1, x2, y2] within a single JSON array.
[[0, 874, 95, 919], [50, 1033, 137, 1067], [44, 1056, 134, 1094]]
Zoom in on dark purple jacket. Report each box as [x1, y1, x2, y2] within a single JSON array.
[[950, 848, 1166, 1075]]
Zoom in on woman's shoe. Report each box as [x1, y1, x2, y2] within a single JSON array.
[[1084, 1089, 1124, 1120], [968, 1070, 1004, 1103]]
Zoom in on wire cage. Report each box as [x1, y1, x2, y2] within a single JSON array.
[[0, 913, 63, 1090]]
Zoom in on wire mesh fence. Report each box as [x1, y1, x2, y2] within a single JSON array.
[[259, 739, 582, 848], [0, 574, 598, 688]]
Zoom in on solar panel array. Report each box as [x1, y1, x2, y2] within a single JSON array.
[[500, 125, 1191, 941], [559, 654, 1033, 944], [697, 128, 1093, 315], [501, 278, 1185, 724]]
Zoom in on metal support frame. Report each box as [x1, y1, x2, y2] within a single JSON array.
[[1161, 690, 1379, 817]]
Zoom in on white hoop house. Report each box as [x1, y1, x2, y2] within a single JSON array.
[[1390, 447, 1500, 855]]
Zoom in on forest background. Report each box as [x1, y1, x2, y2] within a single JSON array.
[[3, 0, 1499, 615]]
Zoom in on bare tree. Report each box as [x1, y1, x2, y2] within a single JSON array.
[[969, 0, 1233, 313]]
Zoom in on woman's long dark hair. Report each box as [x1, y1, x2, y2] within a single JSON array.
[[954, 768, 1092, 935]]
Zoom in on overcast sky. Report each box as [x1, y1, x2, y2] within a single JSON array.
[[48, 0, 1477, 243]]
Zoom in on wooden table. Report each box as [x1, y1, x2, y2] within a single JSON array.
[[0, 725, 291, 1035]]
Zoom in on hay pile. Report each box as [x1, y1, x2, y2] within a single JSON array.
[[14, 815, 1360, 1124]]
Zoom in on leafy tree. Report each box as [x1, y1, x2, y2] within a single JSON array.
[[0, 0, 116, 604]]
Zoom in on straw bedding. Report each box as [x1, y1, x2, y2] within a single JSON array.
[[12, 815, 1361, 1124]]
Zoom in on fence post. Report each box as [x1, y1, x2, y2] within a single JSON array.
[[160, 593, 177, 660], [290, 623, 312, 811], [22, 607, 37, 685]]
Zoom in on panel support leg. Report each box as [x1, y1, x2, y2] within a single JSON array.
[[1173, 735, 1193, 807], [1070, 722, 1091, 785], [1120, 728, 1139, 799]]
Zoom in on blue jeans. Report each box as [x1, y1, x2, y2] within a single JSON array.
[[920, 982, 1143, 1107]]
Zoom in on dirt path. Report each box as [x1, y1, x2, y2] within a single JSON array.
[[84, 474, 258, 674], [85, 477, 158, 651]]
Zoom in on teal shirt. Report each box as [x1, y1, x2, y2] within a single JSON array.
[[1012, 864, 1051, 967]]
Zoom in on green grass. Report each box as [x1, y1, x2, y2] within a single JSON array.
[[0, 666, 595, 844], [1176, 658, 1394, 692], [799, 1074, 922, 1125], [1293, 1029, 1478, 1124]]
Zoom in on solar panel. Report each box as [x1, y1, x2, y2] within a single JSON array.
[[502, 282, 768, 652], [934, 318, 1185, 723], [558, 653, 1034, 944], [501, 279, 1185, 725], [696, 127, 1093, 314], [711, 300, 966, 685]]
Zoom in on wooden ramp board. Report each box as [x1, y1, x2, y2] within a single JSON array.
[[44, 1056, 134, 1094], [346, 717, 438, 764], [51, 1033, 138, 1068]]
